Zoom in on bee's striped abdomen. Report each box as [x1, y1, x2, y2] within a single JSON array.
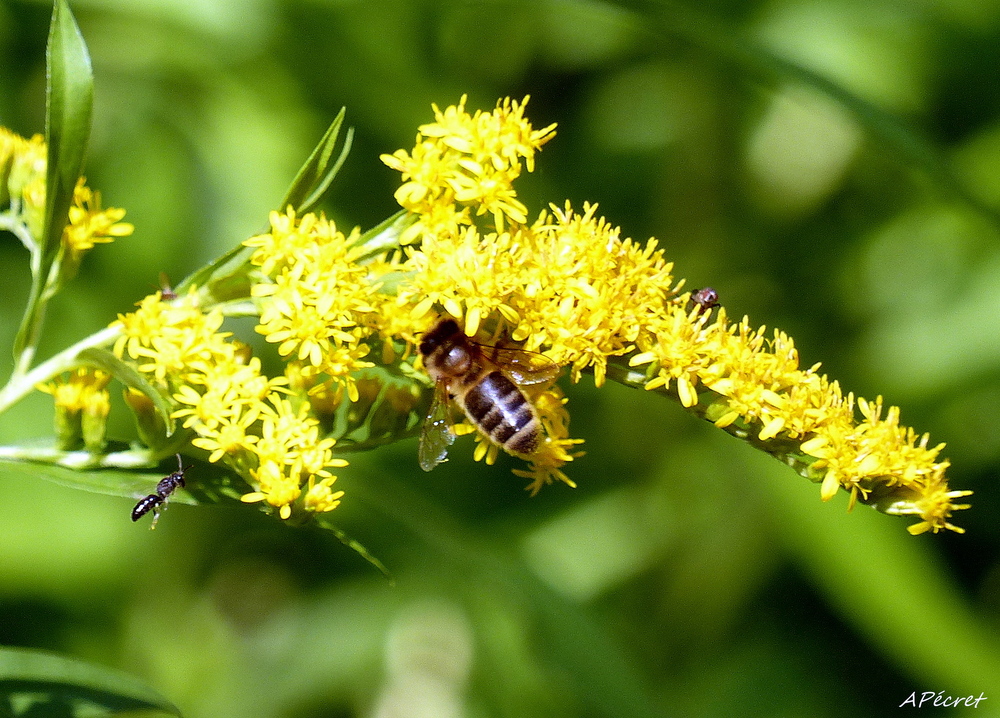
[[462, 370, 540, 455]]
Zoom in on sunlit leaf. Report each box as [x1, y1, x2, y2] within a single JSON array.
[[176, 240, 256, 305], [0, 451, 244, 508], [0, 456, 188, 504], [42, 0, 93, 259]]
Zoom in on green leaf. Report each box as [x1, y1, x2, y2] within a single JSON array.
[[351, 209, 413, 263], [279, 109, 354, 215], [0, 646, 181, 716], [176, 240, 257, 305], [314, 516, 393, 582], [326, 366, 425, 452], [42, 0, 94, 259], [12, 0, 94, 368], [0, 450, 249, 508], [78, 347, 176, 437], [0, 456, 189, 504]]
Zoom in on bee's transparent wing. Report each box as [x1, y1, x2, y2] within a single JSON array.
[[418, 382, 456, 471], [490, 346, 560, 386]]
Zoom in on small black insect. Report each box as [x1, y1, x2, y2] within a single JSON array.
[[132, 453, 190, 528], [689, 287, 720, 314]]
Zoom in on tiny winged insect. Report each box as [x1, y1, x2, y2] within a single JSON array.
[[688, 287, 719, 314], [156, 272, 178, 301], [132, 453, 190, 528], [418, 318, 559, 471]]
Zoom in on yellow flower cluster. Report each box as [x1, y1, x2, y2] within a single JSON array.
[[379, 97, 594, 492], [376, 96, 968, 532], [37, 367, 111, 452], [381, 95, 556, 236], [630, 311, 967, 534], [1, 128, 47, 237], [381, 99, 678, 387], [245, 210, 384, 404], [112, 289, 345, 519], [64, 181, 133, 261], [1, 127, 132, 266]]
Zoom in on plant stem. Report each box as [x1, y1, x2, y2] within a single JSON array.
[[0, 324, 122, 414]]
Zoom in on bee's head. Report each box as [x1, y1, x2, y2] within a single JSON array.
[[419, 317, 462, 357]]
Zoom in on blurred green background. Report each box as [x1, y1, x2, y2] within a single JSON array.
[[2, 0, 1000, 715]]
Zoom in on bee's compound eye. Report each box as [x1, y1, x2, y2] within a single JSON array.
[[419, 335, 438, 357]]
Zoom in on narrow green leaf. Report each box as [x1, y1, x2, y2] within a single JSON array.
[[0, 457, 186, 503], [176, 241, 255, 300], [314, 516, 393, 581], [279, 109, 353, 214], [351, 209, 412, 263], [298, 127, 353, 214], [0, 646, 181, 716], [0, 451, 245, 508], [172, 111, 353, 305], [43, 0, 94, 260], [78, 347, 176, 436]]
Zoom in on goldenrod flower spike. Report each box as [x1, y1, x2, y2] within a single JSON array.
[[378, 96, 969, 534], [25, 97, 965, 535]]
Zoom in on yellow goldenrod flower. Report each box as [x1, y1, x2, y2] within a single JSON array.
[[190, 411, 260, 464], [304, 475, 345, 513], [37, 368, 111, 451], [512, 385, 583, 496], [380, 95, 555, 232], [63, 179, 134, 262], [242, 460, 301, 520], [2, 129, 46, 210], [249, 209, 378, 402]]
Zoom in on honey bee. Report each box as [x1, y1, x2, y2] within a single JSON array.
[[132, 453, 190, 528], [418, 318, 558, 471]]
